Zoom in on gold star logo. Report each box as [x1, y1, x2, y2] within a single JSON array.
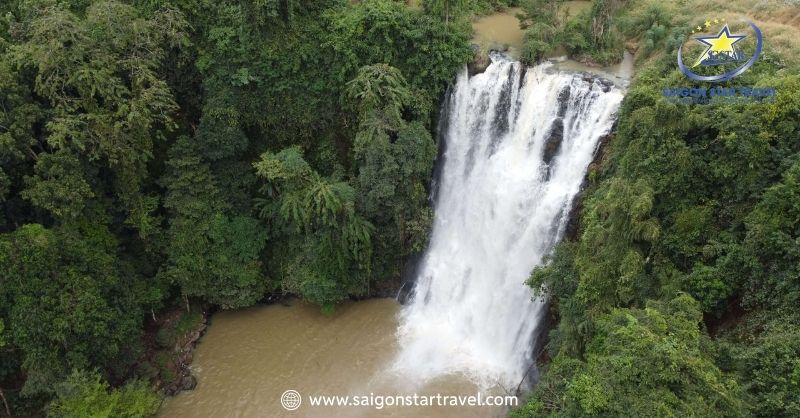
[[692, 24, 747, 67]]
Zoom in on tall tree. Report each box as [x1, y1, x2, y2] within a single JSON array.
[[160, 137, 268, 309], [11, 1, 188, 236], [346, 63, 413, 152], [346, 64, 436, 279], [254, 147, 373, 309], [423, 0, 467, 25]]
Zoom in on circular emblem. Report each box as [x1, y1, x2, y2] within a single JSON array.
[[281, 389, 302, 411], [677, 20, 763, 82]]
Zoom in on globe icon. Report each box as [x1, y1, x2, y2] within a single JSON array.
[[281, 390, 302, 411]]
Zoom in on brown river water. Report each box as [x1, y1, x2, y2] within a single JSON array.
[[158, 299, 514, 418], [471, 3, 634, 87], [471, 3, 592, 57]]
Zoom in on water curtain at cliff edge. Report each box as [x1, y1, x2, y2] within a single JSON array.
[[393, 54, 623, 389]]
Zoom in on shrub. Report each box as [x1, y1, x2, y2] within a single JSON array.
[[48, 370, 159, 418]]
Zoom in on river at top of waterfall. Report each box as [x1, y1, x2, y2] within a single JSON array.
[[391, 53, 623, 390]]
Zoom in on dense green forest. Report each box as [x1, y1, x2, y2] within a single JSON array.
[[514, 0, 800, 417], [0, 0, 477, 414], [0, 0, 798, 416]]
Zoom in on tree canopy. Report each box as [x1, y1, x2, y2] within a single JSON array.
[[516, 0, 800, 415], [0, 0, 473, 414]]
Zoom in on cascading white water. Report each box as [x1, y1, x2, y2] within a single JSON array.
[[392, 54, 623, 388]]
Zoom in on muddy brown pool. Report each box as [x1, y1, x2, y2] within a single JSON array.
[[158, 299, 512, 417]]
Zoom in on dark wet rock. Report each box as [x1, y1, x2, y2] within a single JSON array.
[[579, 72, 616, 92], [154, 311, 209, 397], [468, 55, 490, 76], [542, 118, 564, 165], [491, 65, 516, 136], [556, 87, 570, 117], [179, 374, 197, 391], [564, 130, 615, 240], [396, 280, 415, 305], [598, 78, 614, 92], [468, 44, 490, 76]]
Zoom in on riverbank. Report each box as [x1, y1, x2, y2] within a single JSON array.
[[136, 305, 209, 397]]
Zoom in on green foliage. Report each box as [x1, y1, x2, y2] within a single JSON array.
[[517, 0, 562, 64], [346, 64, 413, 151], [22, 150, 94, 219], [153, 352, 177, 387], [514, 295, 745, 417], [521, 23, 558, 64], [154, 310, 203, 349], [0, 224, 146, 395], [528, 242, 586, 357], [616, 1, 687, 58], [615, 1, 669, 38], [324, 0, 472, 103], [422, 0, 468, 24], [255, 147, 374, 307], [559, 17, 590, 54], [355, 122, 436, 277], [161, 139, 268, 309], [10, 1, 188, 236], [586, 0, 623, 50], [464, 0, 520, 15], [521, 26, 800, 415], [345, 64, 437, 281], [0, 0, 796, 416], [575, 177, 659, 308], [47, 370, 159, 418], [681, 263, 733, 313], [518, 0, 624, 65], [0, 0, 472, 411], [737, 161, 800, 310], [529, 243, 579, 302], [716, 314, 800, 418], [174, 0, 468, 309]]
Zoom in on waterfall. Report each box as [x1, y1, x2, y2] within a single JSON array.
[[392, 54, 623, 388]]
